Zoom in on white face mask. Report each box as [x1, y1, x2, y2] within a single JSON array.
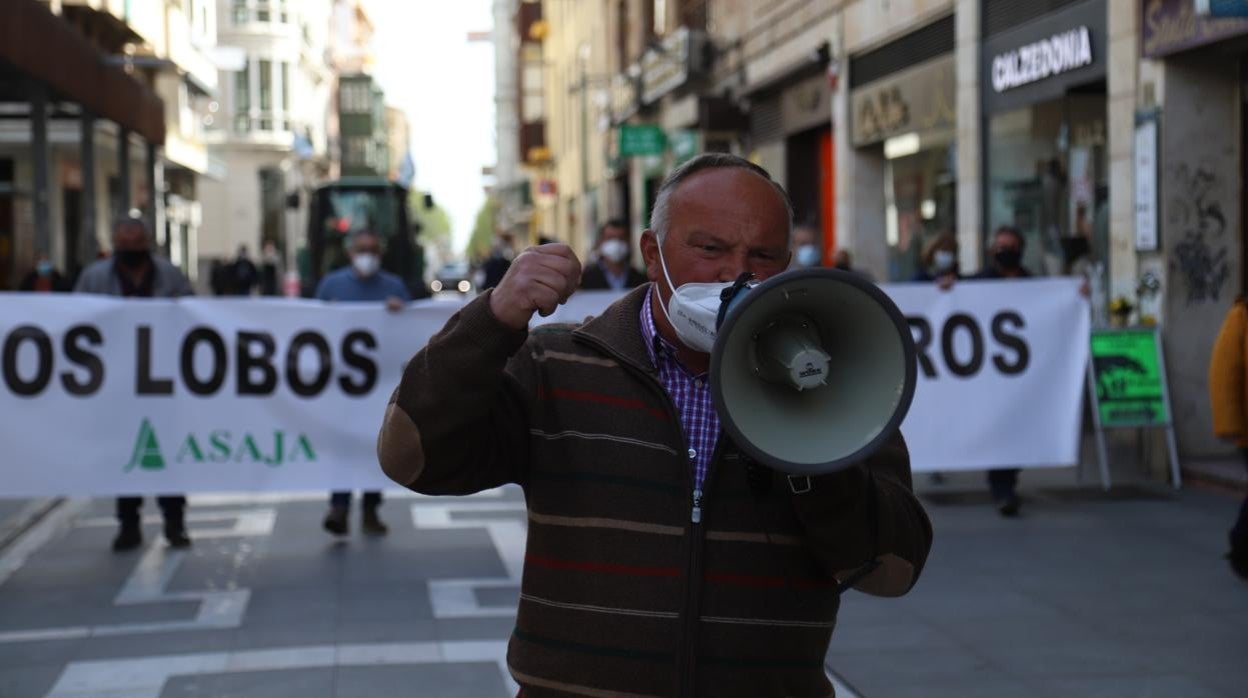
[[600, 238, 629, 264], [795, 244, 820, 268], [654, 241, 754, 354], [352, 253, 380, 277], [932, 250, 956, 273]]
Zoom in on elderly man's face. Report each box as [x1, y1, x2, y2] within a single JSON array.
[[641, 168, 790, 298]]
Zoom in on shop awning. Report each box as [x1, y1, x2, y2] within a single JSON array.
[[0, 0, 165, 144]]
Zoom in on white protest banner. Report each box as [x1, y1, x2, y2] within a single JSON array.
[[887, 278, 1089, 472], [0, 279, 1086, 495]]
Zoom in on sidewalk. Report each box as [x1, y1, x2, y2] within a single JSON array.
[[829, 482, 1248, 697]]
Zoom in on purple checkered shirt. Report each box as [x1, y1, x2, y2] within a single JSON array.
[[640, 290, 719, 491]]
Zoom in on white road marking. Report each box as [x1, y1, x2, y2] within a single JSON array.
[[45, 640, 515, 697], [0, 509, 274, 644], [413, 501, 528, 619]]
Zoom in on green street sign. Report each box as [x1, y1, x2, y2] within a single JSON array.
[[670, 129, 699, 165], [618, 125, 666, 157], [1090, 329, 1168, 427]]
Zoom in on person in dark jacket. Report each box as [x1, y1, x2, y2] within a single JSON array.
[[580, 219, 647, 290], [911, 232, 961, 286], [229, 245, 259, 296], [74, 216, 194, 551], [19, 254, 69, 292], [377, 153, 931, 696], [972, 225, 1032, 516]]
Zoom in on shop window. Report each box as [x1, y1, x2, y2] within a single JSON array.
[[233, 63, 251, 132], [885, 133, 957, 281], [986, 92, 1108, 278], [280, 62, 291, 115], [259, 59, 273, 112]]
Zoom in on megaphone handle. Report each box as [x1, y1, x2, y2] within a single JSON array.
[[832, 470, 882, 596], [834, 559, 881, 596]]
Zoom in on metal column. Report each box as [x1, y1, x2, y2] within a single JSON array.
[[117, 126, 131, 217], [147, 140, 164, 251], [30, 80, 50, 256], [81, 111, 97, 267]]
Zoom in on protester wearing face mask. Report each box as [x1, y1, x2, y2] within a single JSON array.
[[19, 254, 68, 292], [378, 153, 931, 696], [314, 229, 409, 537], [789, 224, 822, 269], [972, 225, 1032, 517], [75, 215, 195, 551], [580, 219, 647, 291], [912, 232, 960, 290]]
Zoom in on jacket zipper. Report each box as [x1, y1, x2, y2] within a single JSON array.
[[573, 332, 713, 697], [680, 438, 723, 697]]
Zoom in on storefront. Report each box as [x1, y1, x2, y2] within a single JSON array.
[[981, 0, 1109, 279], [1138, 0, 1248, 457], [849, 16, 956, 281]]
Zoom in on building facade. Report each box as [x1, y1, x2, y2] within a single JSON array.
[[0, 0, 219, 288], [198, 0, 336, 281], [510, 0, 1247, 467]]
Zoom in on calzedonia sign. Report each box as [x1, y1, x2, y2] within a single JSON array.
[[991, 26, 1094, 93]]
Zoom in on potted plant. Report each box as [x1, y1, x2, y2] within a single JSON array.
[[1108, 296, 1135, 328]]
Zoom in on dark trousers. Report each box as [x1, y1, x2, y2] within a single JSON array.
[[330, 491, 382, 509], [116, 496, 186, 529], [1233, 450, 1248, 549], [987, 468, 1020, 502]]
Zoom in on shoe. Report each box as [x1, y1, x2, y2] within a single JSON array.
[[323, 506, 349, 536], [997, 497, 1021, 518], [165, 525, 192, 549], [362, 508, 388, 536], [112, 527, 143, 552]]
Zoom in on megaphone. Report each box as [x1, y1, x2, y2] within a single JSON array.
[[710, 268, 917, 476]]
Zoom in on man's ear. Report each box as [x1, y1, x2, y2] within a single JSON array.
[[640, 230, 661, 283]]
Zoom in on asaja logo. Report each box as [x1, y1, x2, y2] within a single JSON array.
[[125, 418, 317, 471]]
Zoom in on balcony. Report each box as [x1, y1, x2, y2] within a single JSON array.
[[519, 120, 548, 165], [516, 1, 542, 44]]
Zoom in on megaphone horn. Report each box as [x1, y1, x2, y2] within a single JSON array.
[[710, 268, 917, 476]]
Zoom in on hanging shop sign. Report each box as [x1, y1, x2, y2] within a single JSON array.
[[850, 54, 955, 147], [640, 27, 708, 105], [1143, 0, 1248, 57], [990, 26, 1093, 93], [981, 0, 1107, 114], [618, 124, 666, 157]]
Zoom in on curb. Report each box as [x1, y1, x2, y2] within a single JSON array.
[[0, 498, 64, 552]]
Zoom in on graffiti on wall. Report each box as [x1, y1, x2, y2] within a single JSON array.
[[1167, 164, 1231, 304]]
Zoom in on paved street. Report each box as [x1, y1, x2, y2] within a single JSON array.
[[0, 480, 1244, 698]]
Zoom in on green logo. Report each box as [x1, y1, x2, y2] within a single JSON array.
[[125, 419, 317, 471], [125, 418, 166, 471]]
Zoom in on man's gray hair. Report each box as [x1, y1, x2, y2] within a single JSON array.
[[648, 153, 794, 242]]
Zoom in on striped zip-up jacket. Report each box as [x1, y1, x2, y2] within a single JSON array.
[[378, 285, 932, 697]]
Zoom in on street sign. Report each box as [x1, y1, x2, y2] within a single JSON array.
[[1086, 327, 1181, 489], [1090, 329, 1167, 427], [1196, 0, 1248, 17], [618, 124, 665, 157], [670, 129, 699, 165]]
